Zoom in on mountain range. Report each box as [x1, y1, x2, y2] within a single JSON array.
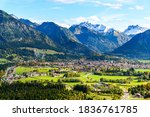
[[0, 9, 150, 60], [0, 10, 58, 59], [0, 10, 96, 60], [70, 22, 131, 53]]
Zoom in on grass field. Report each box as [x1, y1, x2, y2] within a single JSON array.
[[87, 93, 112, 100], [139, 60, 150, 63], [16, 76, 60, 83], [20, 47, 64, 55], [0, 59, 9, 64], [15, 66, 59, 75], [88, 75, 136, 81], [13, 66, 150, 100], [120, 80, 149, 86], [135, 69, 150, 72], [15, 66, 150, 90]]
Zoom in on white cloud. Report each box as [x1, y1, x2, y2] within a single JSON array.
[[65, 16, 101, 25], [144, 17, 150, 20], [116, 0, 135, 3], [55, 22, 70, 28], [135, 5, 144, 10], [50, 0, 122, 9], [129, 7, 134, 10], [101, 14, 127, 22], [90, 1, 122, 9], [51, 0, 85, 4], [129, 5, 144, 10], [142, 23, 150, 28], [51, 6, 62, 10]]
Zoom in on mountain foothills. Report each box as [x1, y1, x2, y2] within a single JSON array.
[[112, 29, 150, 59], [36, 22, 95, 56], [0, 10, 150, 60], [0, 10, 96, 61], [0, 10, 59, 59]]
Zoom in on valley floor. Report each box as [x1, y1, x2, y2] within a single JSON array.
[[0, 60, 150, 100]]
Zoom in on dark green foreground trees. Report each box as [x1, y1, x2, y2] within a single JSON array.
[[0, 80, 124, 100], [128, 83, 150, 99], [0, 81, 86, 100]]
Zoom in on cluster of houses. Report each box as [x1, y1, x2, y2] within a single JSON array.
[[17, 59, 150, 72]]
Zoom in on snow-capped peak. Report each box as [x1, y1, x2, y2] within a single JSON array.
[[106, 28, 115, 33], [78, 22, 108, 33], [124, 25, 148, 36]]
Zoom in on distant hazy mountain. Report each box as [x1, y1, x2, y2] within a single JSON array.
[[36, 22, 95, 56], [19, 18, 39, 28], [113, 29, 150, 59], [70, 22, 130, 53], [124, 25, 148, 37]]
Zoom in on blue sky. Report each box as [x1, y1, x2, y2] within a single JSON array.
[[0, 0, 150, 31]]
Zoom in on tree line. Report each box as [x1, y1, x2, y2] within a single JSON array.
[[128, 83, 150, 99], [0, 81, 87, 100]]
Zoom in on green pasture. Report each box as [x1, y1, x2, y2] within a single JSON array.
[[16, 76, 60, 83], [88, 75, 136, 81], [87, 93, 112, 100], [20, 47, 64, 55], [138, 60, 150, 63], [15, 66, 150, 90], [15, 66, 59, 75], [135, 69, 150, 72], [0, 59, 9, 64]]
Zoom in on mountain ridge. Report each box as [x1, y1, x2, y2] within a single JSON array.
[[123, 25, 148, 36], [1, 9, 150, 60], [36, 22, 96, 56], [112, 29, 150, 59], [70, 22, 131, 53]]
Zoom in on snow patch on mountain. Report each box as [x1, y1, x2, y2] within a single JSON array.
[[124, 25, 148, 36], [75, 22, 108, 33]]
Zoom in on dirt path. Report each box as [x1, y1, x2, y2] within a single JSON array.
[[121, 89, 130, 100]]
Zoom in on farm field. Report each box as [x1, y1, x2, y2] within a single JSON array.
[[135, 69, 150, 72], [138, 60, 150, 63], [14, 66, 149, 93], [15, 66, 150, 86], [1, 60, 150, 100], [15, 66, 59, 75]]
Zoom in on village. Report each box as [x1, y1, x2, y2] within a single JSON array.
[[2, 60, 150, 82], [2, 59, 150, 83]]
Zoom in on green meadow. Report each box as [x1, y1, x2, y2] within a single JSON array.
[[15, 66, 149, 90], [139, 60, 150, 63], [135, 69, 150, 72], [2, 66, 148, 100], [15, 66, 59, 75]]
